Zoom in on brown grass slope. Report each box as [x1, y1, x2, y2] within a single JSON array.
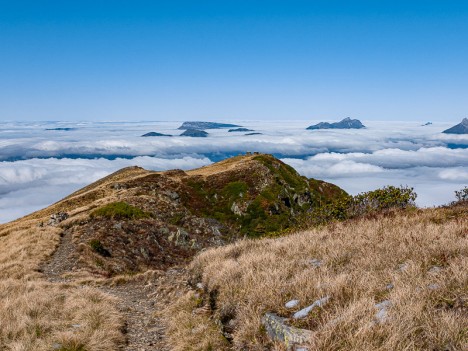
[[165, 205, 468, 350]]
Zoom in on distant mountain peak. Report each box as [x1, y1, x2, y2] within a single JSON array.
[[306, 117, 365, 130], [443, 118, 468, 134], [180, 129, 209, 137], [178, 121, 241, 130], [141, 132, 172, 137]]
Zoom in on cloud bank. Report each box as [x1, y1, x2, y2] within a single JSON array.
[[0, 120, 466, 223]]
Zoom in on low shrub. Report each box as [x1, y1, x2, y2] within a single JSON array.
[[349, 185, 417, 217], [311, 185, 417, 224], [88, 239, 111, 257], [454, 186, 468, 203]]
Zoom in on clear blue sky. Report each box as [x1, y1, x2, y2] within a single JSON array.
[[1, 0, 467, 122]]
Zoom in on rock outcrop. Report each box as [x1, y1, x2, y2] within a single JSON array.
[[262, 313, 313, 350]]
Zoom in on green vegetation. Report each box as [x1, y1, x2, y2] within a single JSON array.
[[311, 185, 417, 224], [91, 202, 151, 220], [253, 155, 309, 191], [455, 186, 468, 203], [351, 185, 417, 214], [182, 158, 310, 237], [88, 239, 110, 257], [221, 181, 248, 200]]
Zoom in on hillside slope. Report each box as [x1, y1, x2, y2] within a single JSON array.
[[0, 154, 345, 350]]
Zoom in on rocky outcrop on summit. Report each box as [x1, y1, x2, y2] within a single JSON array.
[[443, 118, 468, 134], [307, 117, 365, 130], [178, 121, 241, 130], [180, 129, 209, 137], [141, 131, 172, 137]]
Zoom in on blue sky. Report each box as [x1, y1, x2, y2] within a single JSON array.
[[1, 1, 468, 121]]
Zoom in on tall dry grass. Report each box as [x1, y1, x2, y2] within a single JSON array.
[[165, 206, 467, 350], [0, 217, 124, 350]]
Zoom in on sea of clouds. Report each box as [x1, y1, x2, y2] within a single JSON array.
[[0, 120, 467, 223]]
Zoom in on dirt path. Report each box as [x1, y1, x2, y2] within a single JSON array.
[[41, 228, 172, 351], [41, 229, 79, 282]]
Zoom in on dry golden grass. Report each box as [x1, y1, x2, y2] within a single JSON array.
[[0, 193, 127, 350], [165, 206, 468, 350], [0, 280, 123, 351], [186, 155, 254, 177], [162, 292, 230, 351]]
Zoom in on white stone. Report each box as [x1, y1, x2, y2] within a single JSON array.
[[309, 258, 322, 268], [285, 299, 300, 309], [293, 296, 330, 319]]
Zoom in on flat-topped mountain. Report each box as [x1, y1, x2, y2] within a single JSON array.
[[141, 131, 172, 137], [180, 129, 208, 137], [307, 117, 365, 130], [178, 121, 241, 130], [443, 118, 468, 134]]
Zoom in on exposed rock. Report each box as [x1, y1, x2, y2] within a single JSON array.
[[180, 129, 209, 137], [308, 258, 322, 268], [178, 121, 241, 130], [374, 300, 392, 323], [48, 212, 69, 226], [162, 190, 180, 201], [262, 312, 312, 350], [245, 132, 263, 135], [285, 299, 300, 309], [443, 118, 468, 134], [293, 296, 330, 319], [52, 343, 63, 350], [428, 266, 442, 274], [307, 117, 365, 130], [231, 202, 243, 216]]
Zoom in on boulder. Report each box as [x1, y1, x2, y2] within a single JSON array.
[[262, 313, 312, 350]]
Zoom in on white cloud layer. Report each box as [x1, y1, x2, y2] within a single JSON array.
[[0, 120, 466, 223]]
